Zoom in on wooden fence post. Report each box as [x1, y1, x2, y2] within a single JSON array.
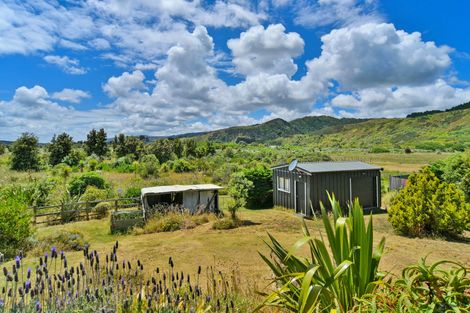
[[114, 199, 118, 212], [86, 201, 90, 220], [33, 206, 37, 224]]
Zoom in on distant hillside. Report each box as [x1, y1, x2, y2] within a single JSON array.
[[203, 118, 300, 143], [406, 101, 470, 118], [289, 108, 470, 150], [290, 116, 367, 133]]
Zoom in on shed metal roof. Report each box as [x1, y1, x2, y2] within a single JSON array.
[[295, 161, 382, 173], [141, 184, 223, 196]]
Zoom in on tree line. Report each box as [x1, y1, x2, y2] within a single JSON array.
[[6, 130, 216, 172]]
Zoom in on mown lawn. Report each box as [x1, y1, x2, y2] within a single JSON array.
[[31, 208, 470, 292]]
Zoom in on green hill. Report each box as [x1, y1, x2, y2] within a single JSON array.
[[202, 118, 300, 143], [286, 108, 470, 150], [184, 107, 469, 151]]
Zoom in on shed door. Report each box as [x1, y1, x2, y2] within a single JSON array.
[[296, 181, 307, 215], [351, 176, 374, 208]]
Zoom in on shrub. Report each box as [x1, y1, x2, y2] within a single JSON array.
[[94, 202, 111, 219], [58, 191, 81, 223], [258, 195, 385, 312], [32, 230, 88, 256], [0, 197, 33, 259], [125, 186, 141, 198], [212, 217, 237, 230], [80, 185, 108, 203], [429, 152, 470, 200], [369, 146, 390, 153], [242, 165, 273, 209], [135, 213, 211, 234], [228, 173, 252, 219], [141, 213, 183, 233], [172, 158, 195, 173], [388, 168, 470, 237], [404, 147, 412, 153], [357, 258, 470, 311], [68, 172, 107, 196], [138, 154, 160, 178]]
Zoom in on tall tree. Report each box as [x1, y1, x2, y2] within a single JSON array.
[[48, 132, 73, 166], [85, 128, 108, 157], [10, 133, 40, 171], [113, 134, 144, 159]]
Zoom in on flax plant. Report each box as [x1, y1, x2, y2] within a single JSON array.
[[257, 194, 386, 312]]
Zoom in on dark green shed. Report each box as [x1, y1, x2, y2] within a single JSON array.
[[272, 161, 382, 216]]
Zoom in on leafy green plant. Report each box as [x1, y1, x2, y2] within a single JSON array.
[[68, 172, 107, 197], [257, 194, 385, 312], [388, 167, 470, 237], [356, 258, 470, 312], [58, 191, 81, 223], [228, 173, 252, 220], [0, 197, 33, 259]]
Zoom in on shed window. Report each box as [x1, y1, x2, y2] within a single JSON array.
[[277, 176, 290, 193]]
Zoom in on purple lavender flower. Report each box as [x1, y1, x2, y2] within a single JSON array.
[[51, 246, 57, 258], [15, 256, 21, 269], [35, 300, 42, 312], [27, 268, 31, 279]]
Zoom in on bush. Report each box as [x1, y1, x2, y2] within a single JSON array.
[[242, 165, 273, 209], [135, 213, 211, 234], [58, 191, 81, 223], [32, 230, 88, 256], [357, 258, 470, 311], [80, 185, 108, 203], [369, 146, 390, 153], [0, 197, 33, 259], [212, 217, 237, 230], [94, 202, 111, 219], [141, 213, 183, 233], [388, 168, 470, 237], [138, 154, 160, 178], [172, 158, 195, 173], [125, 186, 141, 198], [68, 172, 107, 196]]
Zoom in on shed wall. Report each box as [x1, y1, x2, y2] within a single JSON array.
[[273, 167, 381, 216]]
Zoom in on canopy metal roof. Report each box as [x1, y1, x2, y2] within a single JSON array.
[[141, 184, 223, 196], [296, 161, 382, 173]]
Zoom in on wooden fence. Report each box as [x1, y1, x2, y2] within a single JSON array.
[[389, 175, 409, 191], [31, 197, 141, 225]]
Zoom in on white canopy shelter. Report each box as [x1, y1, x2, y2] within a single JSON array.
[[141, 184, 223, 214]]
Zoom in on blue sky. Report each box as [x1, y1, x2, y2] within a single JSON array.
[[1, 0, 469, 141]]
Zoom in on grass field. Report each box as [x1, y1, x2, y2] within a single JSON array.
[[29, 207, 470, 293]]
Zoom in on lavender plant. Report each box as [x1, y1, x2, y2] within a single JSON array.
[[0, 242, 244, 312]]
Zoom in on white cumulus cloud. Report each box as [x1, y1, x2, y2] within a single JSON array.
[[51, 89, 91, 103], [44, 55, 87, 75]]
